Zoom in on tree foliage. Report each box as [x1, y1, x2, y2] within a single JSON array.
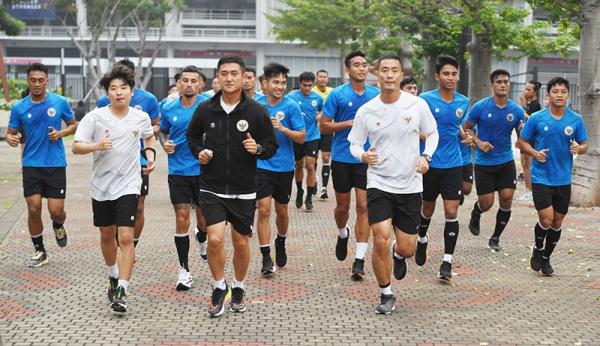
[[0, 0, 26, 35]]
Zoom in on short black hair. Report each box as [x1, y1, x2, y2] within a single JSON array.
[[27, 63, 48, 76], [547, 77, 570, 92], [316, 69, 328, 76], [245, 67, 256, 76], [435, 55, 458, 74], [99, 64, 136, 92], [173, 73, 181, 82], [217, 55, 246, 72], [116, 59, 135, 72], [400, 76, 417, 88], [258, 74, 265, 82], [299, 71, 316, 83], [167, 84, 176, 91], [528, 79, 541, 93], [490, 69, 510, 83], [181, 65, 202, 78], [344, 51, 367, 68], [263, 62, 290, 80], [199, 71, 206, 82], [375, 53, 403, 70]]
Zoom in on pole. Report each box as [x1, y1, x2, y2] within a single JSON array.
[[0, 41, 11, 102]]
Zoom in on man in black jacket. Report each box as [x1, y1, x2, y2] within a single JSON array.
[[187, 55, 278, 317]]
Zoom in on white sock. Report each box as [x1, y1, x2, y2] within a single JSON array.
[[117, 279, 129, 291], [214, 278, 226, 290], [380, 285, 393, 295], [355, 242, 368, 259], [338, 226, 349, 239], [233, 280, 244, 289], [418, 236, 428, 244], [392, 241, 404, 259], [277, 233, 287, 238], [443, 254, 453, 263], [106, 264, 119, 279]]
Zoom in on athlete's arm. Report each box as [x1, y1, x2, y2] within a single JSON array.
[[319, 114, 353, 134], [72, 139, 112, 154], [255, 107, 279, 160], [5, 128, 22, 147], [48, 118, 77, 142], [142, 135, 157, 175], [465, 120, 494, 152], [158, 129, 175, 154], [518, 137, 548, 163], [273, 121, 305, 144], [570, 140, 588, 155]]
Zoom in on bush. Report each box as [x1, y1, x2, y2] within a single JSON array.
[[0, 79, 29, 100]]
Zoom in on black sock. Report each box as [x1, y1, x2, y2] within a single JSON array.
[[472, 202, 483, 218], [296, 181, 303, 193], [277, 234, 286, 243], [379, 282, 390, 288], [418, 216, 431, 238], [115, 228, 119, 246], [322, 165, 330, 187], [459, 193, 465, 206], [306, 185, 315, 202], [174, 235, 190, 271], [196, 227, 207, 243], [492, 209, 511, 238], [52, 221, 63, 229], [260, 246, 271, 258], [443, 220, 459, 255], [543, 228, 562, 258], [534, 222, 548, 250], [134, 239, 139, 248], [31, 235, 45, 253]]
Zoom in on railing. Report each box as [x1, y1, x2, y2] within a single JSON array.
[[180, 9, 256, 21], [8, 26, 164, 38], [181, 28, 256, 39]]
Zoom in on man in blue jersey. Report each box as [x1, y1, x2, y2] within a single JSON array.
[[243, 67, 262, 100], [256, 63, 306, 277], [97, 59, 159, 248], [519, 77, 588, 276], [289, 71, 323, 211], [417, 55, 472, 280], [464, 69, 525, 252], [159, 65, 208, 291], [313, 69, 334, 200], [6, 63, 77, 267], [320, 51, 380, 281]]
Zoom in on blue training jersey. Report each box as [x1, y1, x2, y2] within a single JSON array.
[[98, 87, 159, 165], [287, 90, 323, 142], [466, 97, 524, 166], [257, 96, 306, 172], [8, 92, 74, 167], [520, 108, 587, 186], [420, 89, 470, 168], [160, 96, 204, 176], [459, 112, 474, 165], [323, 83, 380, 164]]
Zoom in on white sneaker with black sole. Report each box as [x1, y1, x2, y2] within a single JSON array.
[[176, 267, 193, 291]]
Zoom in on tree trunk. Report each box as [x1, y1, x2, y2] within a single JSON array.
[[457, 27, 470, 95], [467, 30, 492, 104], [339, 40, 347, 83], [398, 41, 414, 77], [422, 55, 436, 92], [571, 2, 600, 206]]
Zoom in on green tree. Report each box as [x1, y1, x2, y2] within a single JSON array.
[[0, 0, 26, 35]]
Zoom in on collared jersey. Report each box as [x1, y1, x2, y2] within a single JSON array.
[[160, 96, 204, 176], [420, 89, 469, 168], [467, 97, 525, 165], [323, 83, 380, 164], [287, 90, 323, 142], [312, 86, 334, 103], [257, 96, 305, 172], [520, 108, 587, 186], [9, 92, 74, 167]]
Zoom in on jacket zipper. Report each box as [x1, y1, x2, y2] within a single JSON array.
[[225, 113, 230, 195]]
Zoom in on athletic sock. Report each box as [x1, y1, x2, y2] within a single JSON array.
[[133, 238, 139, 248], [117, 279, 129, 291], [276, 233, 286, 241], [492, 208, 511, 238], [31, 233, 45, 253], [306, 185, 315, 202], [534, 222, 549, 250], [379, 283, 393, 295], [543, 227, 562, 258], [322, 164, 330, 188], [296, 181, 303, 193], [233, 279, 244, 289], [338, 226, 349, 239], [52, 221, 63, 230], [260, 244, 271, 259], [106, 263, 119, 279], [196, 226, 207, 243], [472, 202, 483, 217], [443, 254, 453, 263], [419, 214, 431, 238], [355, 242, 368, 260], [443, 219, 459, 256], [214, 278, 226, 290], [174, 233, 190, 271]]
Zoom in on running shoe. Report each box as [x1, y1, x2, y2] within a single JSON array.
[[375, 294, 396, 315], [27, 251, 48, 268], [351, 258, 365, 281], [230, 287, 247, 313], [176, 267, 193, 291]]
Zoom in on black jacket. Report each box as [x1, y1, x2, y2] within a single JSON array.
[[186, 91, 278, 195]]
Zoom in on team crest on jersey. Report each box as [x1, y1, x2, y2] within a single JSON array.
[[236, 119, 249, 132], [275, 111, 285, 121], [435, 108, 440, 113], [132, 129, 139, 137], [506, 113, 514, 122], [348, 102, 353, 107], [27, 113, 32, 119], [456, 108, 464, 118], [404, 116, 412, 124], [134, 105, 142, 111], [311, 100, 318, 107], [173, 116, 178, 122], [564, 126, 573, 136], [47, 107, 56, 117]]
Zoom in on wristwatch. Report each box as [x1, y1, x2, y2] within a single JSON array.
[[421, 154, 432, 162], [256, 144, 264, 155]]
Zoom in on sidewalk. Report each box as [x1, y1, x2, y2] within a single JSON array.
[[0, 140, 599, 346]]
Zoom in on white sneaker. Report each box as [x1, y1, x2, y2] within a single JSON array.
[[194, 228, 208, 261], [519, 191, 533, 201], [27, 251, 48, 268], [176, 267, 193, 291]]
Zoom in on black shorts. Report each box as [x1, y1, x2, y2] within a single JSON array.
[[462, 163, 474, 184], [294, 139, 320, 161], [256, 169, 294, 204], [319, 133, 333, 152], [331, 161, 367, 193], [168, 175, 199, 206], [92, 194, 139, 227], [422, 166, 462, 201], [197, 191, 255, 236], [140, 166, 149, 196], [532, 183, 571, 215], [367, 189, 422, 235], [474, 160, 517, 196], [22, 167, 66, 199]]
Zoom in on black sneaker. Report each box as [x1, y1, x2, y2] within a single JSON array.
[[261, 256, 275, 277], [530, 248, 543, 272], [415, 238, 428, 266], [305, 198, 314, 211], [375, 294, 396, 315], [335, 228, 350, 261], [107, 277, 119, 303], [274, 236, 287, 268], [541, 257, 554, 276], [111, 286, 127, 313], [438, 261, 452, 281], [469, 211, 481, 236], [393, 254, 407, 280], [53, 225, 68, 247], [319, 188, 328, 200], [208, 283, 228, 317], [295, 189, 304, 209], [351, 258, 365, 281], [230, 287, 247, 313], [488, 237, 502, 251]]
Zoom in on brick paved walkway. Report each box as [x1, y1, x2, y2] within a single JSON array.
[[0, 141, 599, 346]]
